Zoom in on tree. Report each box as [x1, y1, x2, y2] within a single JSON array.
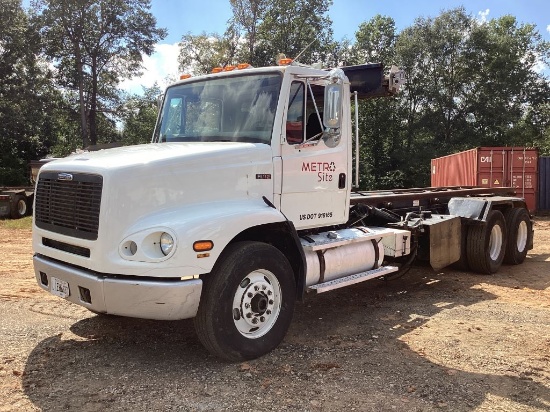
[[229, 0, 268, 62], [393, 8, 550, 186], [0, 0, 62, 185], [178, 31, 238, 75], [120, 84, 161, 145], [179, 0, 335, 74], [350, 15, 407, 189], [32, 0, 166, 148], [252, 0, 334, 67]]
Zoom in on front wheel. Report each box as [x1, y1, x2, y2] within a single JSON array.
[[194, 241, 296, 361]]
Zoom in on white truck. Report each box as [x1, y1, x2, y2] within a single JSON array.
[[33, 61, 533, 361]]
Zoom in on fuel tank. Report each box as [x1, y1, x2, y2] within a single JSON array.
[[300, 228, 385, 287]]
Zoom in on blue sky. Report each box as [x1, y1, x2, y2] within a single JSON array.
[[122, 0, 550, 93], [152, 0, 550, 44]]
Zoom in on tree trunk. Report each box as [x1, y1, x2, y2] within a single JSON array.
[[76, 49, 89, 149], [89, 56, 98, 146]]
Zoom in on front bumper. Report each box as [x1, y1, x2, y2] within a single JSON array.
[[33, 254, 202, 320]]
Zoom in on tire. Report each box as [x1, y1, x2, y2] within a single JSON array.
[[503, 208, 532, 265], [466, 210, 507, 274], [194, 241, 296, 361], [10, 194, 28, 219], [453, 223, 470, 271]]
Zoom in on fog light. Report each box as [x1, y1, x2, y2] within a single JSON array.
[[40, 271, 48, 286], [160, 232, 174, 256], [79, 286, 92, 304]]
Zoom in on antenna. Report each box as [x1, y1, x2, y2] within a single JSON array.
[[293, 39, 316, 63]]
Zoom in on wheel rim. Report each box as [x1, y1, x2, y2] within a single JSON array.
[[488, 224, 503, 261], [17, 199, 26, 216], [516, 220, 528, 252], [232, 269, 281, 339]]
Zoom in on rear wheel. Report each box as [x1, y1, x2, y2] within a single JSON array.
[[194, 241, 296, 361], [466, 210, 507, 274], [503, 208, 532, 265], [453, 223, 470, 271], [10, 194, 28, 219]]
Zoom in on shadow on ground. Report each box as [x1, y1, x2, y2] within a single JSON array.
[[23, 263, 550, 411]]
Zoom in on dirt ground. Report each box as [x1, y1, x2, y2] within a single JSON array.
[[0, 219, 549, 412]]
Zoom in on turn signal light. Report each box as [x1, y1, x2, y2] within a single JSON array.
[[224, 65, 236, 71], [179, 73, 191, 80], [237, 63, 250, 70], [211, 67, 223, 73], [193, 240, 214, 252], [279, 58, 293, 66]]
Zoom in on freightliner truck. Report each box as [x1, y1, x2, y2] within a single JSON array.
[[33, 60, 533, 361]]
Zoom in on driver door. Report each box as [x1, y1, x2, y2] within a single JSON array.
[[279, 80, 348, 230]]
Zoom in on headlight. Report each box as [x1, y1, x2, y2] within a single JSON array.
[[160, 232, 174, 256]]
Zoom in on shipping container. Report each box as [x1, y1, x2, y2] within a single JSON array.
[[431, 147, 538, 212], [538, 157, 550, 212]]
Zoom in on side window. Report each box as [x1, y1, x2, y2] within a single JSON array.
[[305, 84, 325, 140], [286, 82, 304, 144], [163, 97, 183, 137]]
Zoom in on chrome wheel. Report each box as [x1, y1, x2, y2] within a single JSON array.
[[516, 220, 528, 252], [488, 224, 503, 261], [232, 270, 281, 339]]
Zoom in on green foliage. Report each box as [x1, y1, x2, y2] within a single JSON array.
[[31, 0, 166, 147], [388, 8, 548, 188], [121, 84, 161, 145], [0, 0, 62, 185], [178, 32, 238, 75], [178, 0, 334, 73], [251, 0, 334, 67]]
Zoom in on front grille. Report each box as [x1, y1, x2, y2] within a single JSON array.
[[35, 171, 103, 240]]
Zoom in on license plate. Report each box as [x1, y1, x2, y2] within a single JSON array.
[[50, 276, 70, 298]]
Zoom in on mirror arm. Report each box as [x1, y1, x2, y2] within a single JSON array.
[[306, 80, 323, 128]]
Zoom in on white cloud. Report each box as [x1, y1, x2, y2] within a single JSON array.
[[120, 42, 180, 94], [478, 9, 490, 23]]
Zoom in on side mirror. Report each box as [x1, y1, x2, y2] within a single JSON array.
[[323, 68, 345, 129]]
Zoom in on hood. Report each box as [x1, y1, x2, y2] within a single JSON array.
[[39, 142, 275, 235], [41, 142, 267, 174]]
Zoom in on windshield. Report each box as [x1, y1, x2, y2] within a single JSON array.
[[153, 73, 282, 144]]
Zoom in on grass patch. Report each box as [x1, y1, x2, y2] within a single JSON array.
[[0, 216, 33, 230]]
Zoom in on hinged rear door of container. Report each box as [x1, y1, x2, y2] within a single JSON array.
[[507, 147, 538, 213]]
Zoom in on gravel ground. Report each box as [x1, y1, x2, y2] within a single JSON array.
[[0, 219, 549, 411]]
